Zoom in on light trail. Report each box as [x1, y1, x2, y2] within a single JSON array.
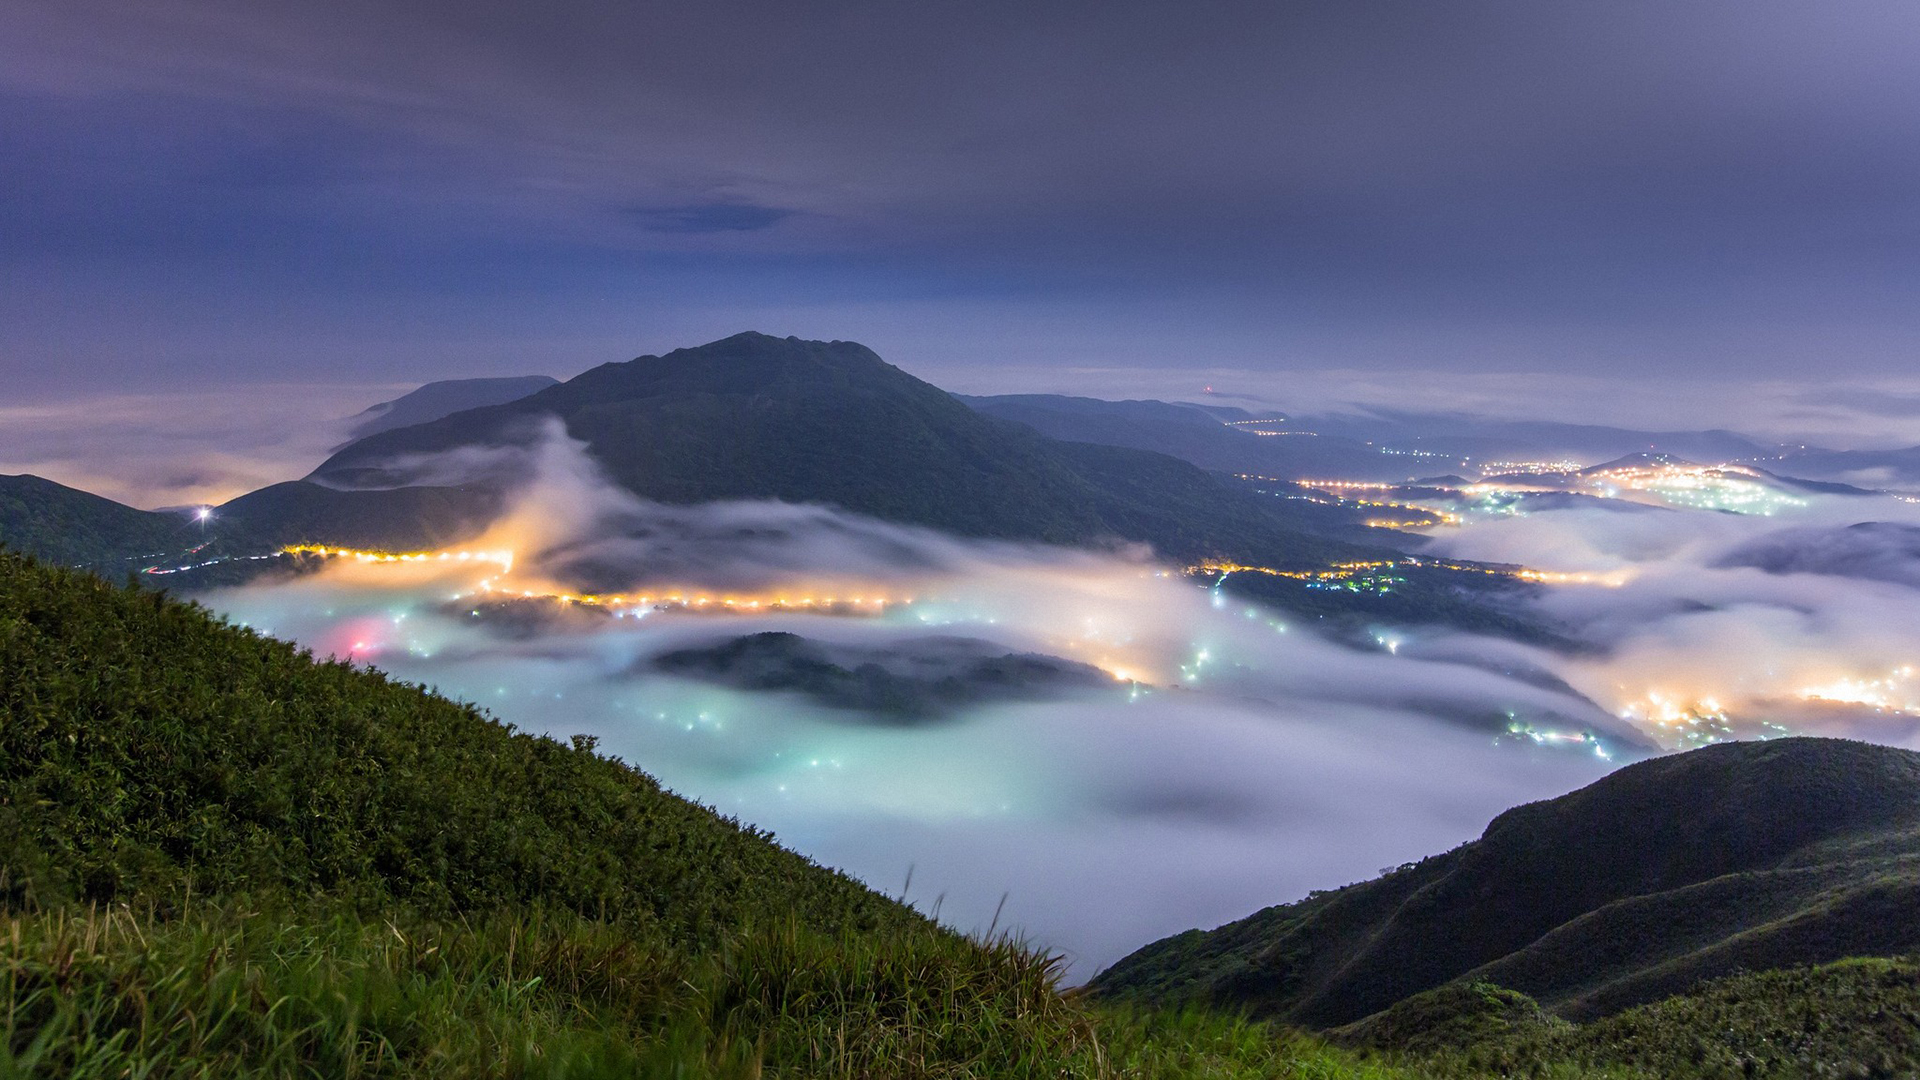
[[282, 544, 515, 572], [281, 544, 908, 617]]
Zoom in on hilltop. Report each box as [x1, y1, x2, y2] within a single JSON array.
[[1093, 737, 1920, 1027]]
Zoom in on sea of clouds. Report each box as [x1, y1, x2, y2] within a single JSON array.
[[198, 427, 1623, 976], [16, 390, 1920, 978]]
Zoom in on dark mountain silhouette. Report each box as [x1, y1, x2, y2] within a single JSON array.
[[1092, 737, 1920, 1026], [959, 393, 1423, 482], [216, 480, 503, 552], [312, 333, 1376, 569], [651, 631, 1111, 721], [0, 473, 203, 570], [345, 375, 560, 442]]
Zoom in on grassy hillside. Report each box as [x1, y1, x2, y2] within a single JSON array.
[[0, 549, 906, 941], [1350, 959, 1920, 1077], [1092, 738, 1920, 1028], [0, 548, 1100, 1075]]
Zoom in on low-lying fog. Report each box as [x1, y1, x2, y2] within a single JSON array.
[[191, 427, 1920, 978]]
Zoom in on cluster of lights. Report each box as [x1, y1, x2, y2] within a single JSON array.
[[474, 580, 904, 617], [1194, 559, 1406, 594], [1799, 667, 1919, 714], [1364, 443, 1448, 459], [1275, 455, 1817, 524], [1478, 460, 1584, 477], [1264, 477, 1461, 529], [1287, 479, 1401, 491], [1582, 462, 1806, 515], [1498, 716, 1613, 760], [1621, 693, 1740, 747], [1191, 554, 1605, 593]]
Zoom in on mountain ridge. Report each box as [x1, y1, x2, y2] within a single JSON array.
[[1091, 737, 1920, 1028]]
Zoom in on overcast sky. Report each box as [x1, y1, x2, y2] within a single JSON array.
[[5, 0, 1919, 396]]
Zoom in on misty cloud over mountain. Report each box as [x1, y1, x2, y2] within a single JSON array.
[[1717, 521, 1920, 590]]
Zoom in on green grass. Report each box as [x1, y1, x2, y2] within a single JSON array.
[[0, 551, 905, 945], [0, 903, 1426, 1079], [1395, 959, 1920, 1079]]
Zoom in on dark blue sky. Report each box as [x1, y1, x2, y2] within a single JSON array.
[[5, 0, 1919, 394]]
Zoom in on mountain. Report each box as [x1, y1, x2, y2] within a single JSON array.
[[215, 479, 503, 552], [0, 471, 502, 585], [312, 333, 1377, 568], [1091, 737, 1920, 1027], [1294, 410, 1774, 467], [652, 630, 1111, 721], [960, 393, 1437, 481], [1, 473, 203, 570], [344, 375, 559, 441], [6, 337, 1548, 641], [1755, 444, 1920, 490]]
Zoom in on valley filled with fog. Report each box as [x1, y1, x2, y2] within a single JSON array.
[[175, 415, 1920, 978]]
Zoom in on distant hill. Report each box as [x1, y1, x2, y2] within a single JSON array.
[[0, 472, 503, 583], [1092, 738, 1920, 1027], [960, 393, 1429, 482], [216, 480, 504, 552], [652, 630, 1111, 721], [1294, 411, 1773, 467], [1, 473, 212, 570], [313, 333, 1378, 570], [1759, 444, 1920, 489], [345, 375, 559, 441]]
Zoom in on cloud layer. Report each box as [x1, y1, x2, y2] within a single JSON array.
[[197, 429, 1627, 976], [90, 411, 1920, 977]]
